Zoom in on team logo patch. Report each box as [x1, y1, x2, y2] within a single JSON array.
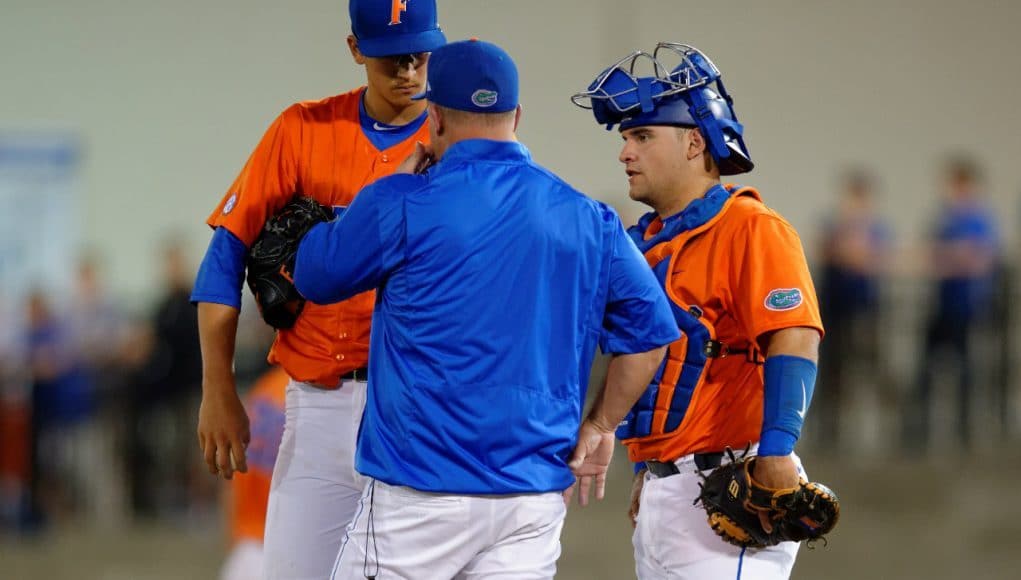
[[471, 89, 498, 108], [764, 288, 803, 311], [222, 192, 238, 215]]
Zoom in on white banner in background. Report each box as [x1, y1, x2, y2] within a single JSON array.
[[0, 132, 82, 345]]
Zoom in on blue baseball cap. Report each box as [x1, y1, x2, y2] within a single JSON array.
[[412, 39, 519, 113], [350, 0, 446, 57]]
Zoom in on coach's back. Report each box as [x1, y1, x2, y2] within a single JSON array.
[[377, 139, 635, 494]]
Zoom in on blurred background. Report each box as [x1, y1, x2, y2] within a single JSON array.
[[2, 0, 1020, 578]]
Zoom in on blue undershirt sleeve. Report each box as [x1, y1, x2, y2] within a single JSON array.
[[191, 226, 248, 309]]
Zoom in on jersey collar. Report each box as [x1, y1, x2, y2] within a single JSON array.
[[630, 184, 731, 252]]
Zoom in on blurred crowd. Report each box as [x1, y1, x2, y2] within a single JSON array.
[[0, 155, 1018, 540], [810, 155, 1015, 455], [0, 239, 274, 536]]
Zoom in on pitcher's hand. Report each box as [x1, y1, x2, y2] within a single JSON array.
[[396, 141, 435, 175], [197, 387, 250, 480]]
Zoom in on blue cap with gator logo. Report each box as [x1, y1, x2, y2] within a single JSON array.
[[412, 38, 519, 113], [350, 0, 446, 57]]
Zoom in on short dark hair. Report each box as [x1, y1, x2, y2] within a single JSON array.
[[842, 167, 876, 196], [944, 154, 982, 184], [435, 104, 516, 128]]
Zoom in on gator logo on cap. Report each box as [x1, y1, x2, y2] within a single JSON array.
[[764, 288, 803, 311], [472, 89, 498, 108]]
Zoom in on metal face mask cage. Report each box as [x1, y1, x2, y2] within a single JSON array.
[[571, 43, 751, 174], [570, 43, 719, 128]]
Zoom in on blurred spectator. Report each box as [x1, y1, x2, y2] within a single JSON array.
[[127, 239, 204, 519], [815, 168, 892, 450], [0, 292, 31, 532], [25, 289, 94, 527], [65, 254, 132, 526], [220, 366, 287, 580], [905, 156, 1001, 451], [67, 254, 130, 389]]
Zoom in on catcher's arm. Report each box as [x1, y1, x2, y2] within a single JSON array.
[[755, 326, 820, 531]]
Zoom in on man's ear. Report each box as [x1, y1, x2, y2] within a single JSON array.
[[347, 35, 366, 65], [513, 105, 522, 132], [687, 127, 708, 161]]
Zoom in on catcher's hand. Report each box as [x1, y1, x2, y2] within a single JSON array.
[[246, 196, 335, 329], [693, 448, 839, 548]]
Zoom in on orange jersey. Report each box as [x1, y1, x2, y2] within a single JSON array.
[[207, 87, 430, 386], [227, 366, 288, 544], [621, 185, 824, 463]]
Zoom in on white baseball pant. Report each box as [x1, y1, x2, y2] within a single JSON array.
[[633, 450, 804, 580], [330, 480, 567, 579], [263, 379, 368, 580]]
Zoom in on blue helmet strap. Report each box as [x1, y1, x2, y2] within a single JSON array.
[[686, 89, 732, 162], [711, 77, 751, 159], [637, 77, 656, 113]]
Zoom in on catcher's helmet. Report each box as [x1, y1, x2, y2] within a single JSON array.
[[572, 43, 752, 175]]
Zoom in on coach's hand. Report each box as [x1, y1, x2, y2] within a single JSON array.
[[629, 468, 646, 528], [565, 419, 615, 507], [197, 387, 250, 480]]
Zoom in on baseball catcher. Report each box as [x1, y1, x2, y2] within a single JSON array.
[[695, 448, 840, 548], [246, 196, 334, 329]]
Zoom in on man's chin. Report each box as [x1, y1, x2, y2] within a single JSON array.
[[628, 188, 653, 207], [391, 87, 421, 102]]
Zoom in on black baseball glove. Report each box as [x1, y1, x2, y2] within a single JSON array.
[[246, 196, 334, 329], [694, 448, 840, 549]]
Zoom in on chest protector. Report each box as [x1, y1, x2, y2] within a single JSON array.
[[616, 185, 759, 444]]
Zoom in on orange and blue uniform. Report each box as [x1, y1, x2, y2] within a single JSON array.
[[199, 88, 429, 386], [226, 366, 287, 545], [619, 184, 824, 463], [197, 4, 446, 578]]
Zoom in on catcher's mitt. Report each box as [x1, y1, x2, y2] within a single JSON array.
[[694, 449, 839, 549], [246, 196, 334, 329]]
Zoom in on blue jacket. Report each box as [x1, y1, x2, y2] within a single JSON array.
[[295, 139, 678, 494]]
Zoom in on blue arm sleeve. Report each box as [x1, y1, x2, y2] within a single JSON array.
[[759, 354, 817, 456], [600, 218, 680, 354], [293, 177, 409, 304], [191, 227, 248, 309]]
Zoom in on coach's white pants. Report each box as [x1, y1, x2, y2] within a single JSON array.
[[633, 451, 804, 580], [331, 480, 567, 579], [263, 379, 367, 580]]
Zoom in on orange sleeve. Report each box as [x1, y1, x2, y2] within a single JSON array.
[[206, 104, 303, 245], [727, 210, 824, 344]]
